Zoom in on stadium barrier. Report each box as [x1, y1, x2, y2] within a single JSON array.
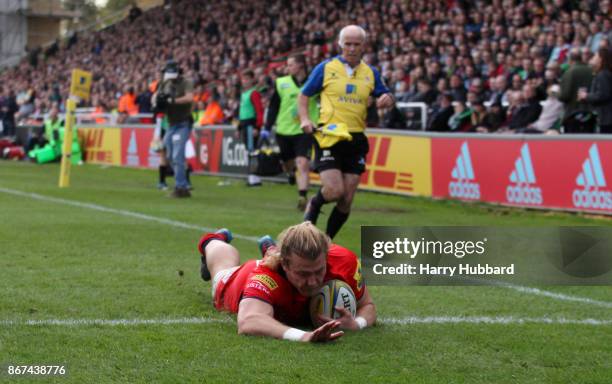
[[73, 123, 612, 216], [396, 102, 428, 130]]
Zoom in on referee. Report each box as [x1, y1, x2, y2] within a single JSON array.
[[298, 25, 395, 238], [264, 54, 319, 210]]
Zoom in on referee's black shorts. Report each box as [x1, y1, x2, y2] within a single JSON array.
[[313, 132, 369, 175]]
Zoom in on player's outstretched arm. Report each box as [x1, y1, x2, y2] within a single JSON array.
[[354, 286, 376, 328], [238, 298, 343, 342]]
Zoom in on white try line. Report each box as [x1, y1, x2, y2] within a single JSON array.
[[1, 186, 611, 310], [0, 316, 610, 327]]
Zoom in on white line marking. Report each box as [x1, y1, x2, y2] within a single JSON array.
[[379, 316, 612, 326], [496, 282, 612, 309], [1, 186, 611, 309], [0, 186, 259, 242], [0, 317, 232, 326], [0, 316, 610, 327]]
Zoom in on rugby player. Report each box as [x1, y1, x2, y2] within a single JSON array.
[[197, 222, 376, 342]]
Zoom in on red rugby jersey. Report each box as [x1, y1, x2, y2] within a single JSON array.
[[214, 244, 364, 326]]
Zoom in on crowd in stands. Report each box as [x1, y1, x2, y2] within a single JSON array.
[[1, 0, 611, 136]]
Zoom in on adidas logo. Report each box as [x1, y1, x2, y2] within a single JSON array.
[[572, 144, 612, 210], [449, 142, 480, 200], [506, 144, 542, 205]]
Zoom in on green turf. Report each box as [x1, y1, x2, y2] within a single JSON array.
[[0, 162, 611, 383]]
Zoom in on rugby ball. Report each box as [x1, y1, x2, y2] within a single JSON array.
[[309, 279, 357, 326]]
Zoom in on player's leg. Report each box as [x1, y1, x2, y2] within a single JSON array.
[[304, 168, 344, 224], [305, 139, 345, 223], [295, 131, 314, 210], [326, 173, 360, 238], [276, 133, 296, 185], [295, 155, 310, 210], [162, 128, 175, 187], [282, 158, 296, 183], [197, 229, 238, 281], [170, 122, 190, 192], [158, 148, 169, 190], [325, 133, 368, 238]]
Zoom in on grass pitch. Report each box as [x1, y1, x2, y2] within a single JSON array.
[[1, 161, 611, 383]]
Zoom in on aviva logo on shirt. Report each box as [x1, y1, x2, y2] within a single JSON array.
[[346, 84, 356, 94]]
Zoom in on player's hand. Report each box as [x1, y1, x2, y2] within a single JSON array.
[[319, 307, 360, 331], [302, 320, 344, 342], [300, 119, 315, 134], [376, 93, 395, 109]]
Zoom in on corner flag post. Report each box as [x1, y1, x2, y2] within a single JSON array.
[[59, 68, 92, 188], [59, 98, 77, 187]]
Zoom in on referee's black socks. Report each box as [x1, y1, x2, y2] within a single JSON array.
[[326, 206, 349, 239]]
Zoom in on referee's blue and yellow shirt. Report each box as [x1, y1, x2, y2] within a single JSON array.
[[301, 56, 390, 133]]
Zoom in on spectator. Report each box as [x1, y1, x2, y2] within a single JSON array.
[[448, 101, 473, 132], [578, 47, 612, 133], [428, 93, 454, 131], [486, 75, 506, 106], [198, 92, 225, 125], [118, 86, 138, 116], [411, 79, 438, 105], [478, 102, 507, 133], [449, 74, 467, 102], [508, 84, 543, 131], [1, 88, 18, 137], [136, 82, 153, 113], [523, 84, 565, 134], [559, 48, 593, 122]]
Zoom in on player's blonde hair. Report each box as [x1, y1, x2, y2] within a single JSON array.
[[261, 222, 330, 270]]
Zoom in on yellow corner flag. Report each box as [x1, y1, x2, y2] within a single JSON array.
[[59, 68, 92, 188], [70, 69, 92, 102]]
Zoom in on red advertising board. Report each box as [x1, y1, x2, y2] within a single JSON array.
[[196, 128, 224, 173], [120, 127, 159, 168], [432, 138, 612, 214], [120, 127, 201, 171], [529, 141, 612, 213]]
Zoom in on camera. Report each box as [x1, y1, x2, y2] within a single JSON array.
[[153, 92, 172, 113]]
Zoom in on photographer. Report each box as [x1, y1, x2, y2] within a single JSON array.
[[152, 60, 194, 198]]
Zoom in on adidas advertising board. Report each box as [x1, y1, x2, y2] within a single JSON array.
[[448, 142, 480, 200], [572, 144, 612, 210], [432, 138, 611, 215], [505, 144, 542, 205]]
